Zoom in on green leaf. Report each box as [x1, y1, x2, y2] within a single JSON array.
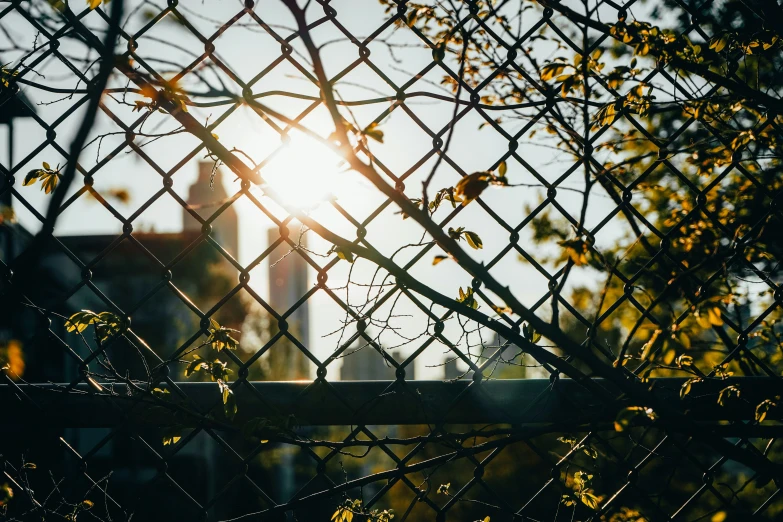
[[463, 231, 483, 249], [207, 320, 239, 351], [456, 286, 478, 309], [522, 322, 542, 344], [185, 356, 206, 378], [219, 380, 237, 420], [65, 310, 122, 342]]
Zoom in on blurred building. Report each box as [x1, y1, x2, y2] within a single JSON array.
[[443, 334, 542, 380], [264, 225, 310, 380], [340, 345, 414, 380], [183, 161, 239, 258], [0, 160, 313, 521]]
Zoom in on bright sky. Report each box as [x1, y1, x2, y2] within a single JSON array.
[[2, 0, 628, 379]]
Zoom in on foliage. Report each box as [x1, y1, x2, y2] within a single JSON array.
[[23, 162, 60, 194]]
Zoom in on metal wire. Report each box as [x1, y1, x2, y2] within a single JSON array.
[[1, 0, 782, 521]]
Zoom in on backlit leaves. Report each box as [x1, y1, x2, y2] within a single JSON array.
[[559, 238, 589, 266], [454, 171, 508, 204], [448, 227, 483, 249], [329, 245, 355, 263], [756, 399, 776, 423], [708, 33, 731, 53], [1, 63, 19, 88], [24, 162, 60, 194], [540, 61, 568, 81], [562, 471, 600, 511], [162, 426, 182, 446], [432, 255, 449, 265], [681, 377, 701, 398], [676, 354, 693, 368], [456, 286, 478, 309], [207, 319, 239, 352], [717, 385, 740, 406], [185, 355, 208, 378], [218, 379, 237, 420], [362, 122, 384, 143], [429, 187, 463, 212], [522, 322, 541, 344], [65, 310, 122, 343], [614, 406, 657, 432], [0, 483, 13, 507], [332, 498, 395, 522]]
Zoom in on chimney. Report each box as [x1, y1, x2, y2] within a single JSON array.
[[183, 161, 239, 258]]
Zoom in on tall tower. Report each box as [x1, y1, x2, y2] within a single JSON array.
[[265, 224, 310, 380], [183, 161, 239, 259]]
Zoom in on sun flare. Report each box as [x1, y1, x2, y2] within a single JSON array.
[[259, 133, 353, 211]]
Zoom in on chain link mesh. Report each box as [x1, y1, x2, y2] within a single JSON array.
[[1, 0, 782, 521]]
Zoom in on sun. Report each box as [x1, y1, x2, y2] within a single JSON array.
[[258, 132, 354, 211]]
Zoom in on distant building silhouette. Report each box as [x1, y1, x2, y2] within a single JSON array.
[[0, 88, 319, 519], [184, 161, 239, 258], [264, 225, 310, 380], [340, 344, 413, 380]]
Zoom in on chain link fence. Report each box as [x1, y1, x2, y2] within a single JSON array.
[[1, 0, 782, 521]]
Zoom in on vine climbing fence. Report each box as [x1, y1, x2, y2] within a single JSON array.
[[1, 0, 782, 521]]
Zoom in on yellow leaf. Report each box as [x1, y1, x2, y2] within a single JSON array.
[[709, 34, 730, 53], [580, 491, 599, 510], [432, 255, 448, 265], [711, 511, 727, 522], [708, 306, 723, 326], [498, 161, 507, 176], [363, 122, 384, 143], [463, 231, 483, 249], [614, 406, 656, 432], [87, 0, 102, 9], [455, 172, 490, 203]]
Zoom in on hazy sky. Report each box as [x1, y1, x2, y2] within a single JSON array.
[[2, 0, 627, 379]]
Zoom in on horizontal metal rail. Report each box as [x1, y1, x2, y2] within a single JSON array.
[[3, 378, 780, 428]]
